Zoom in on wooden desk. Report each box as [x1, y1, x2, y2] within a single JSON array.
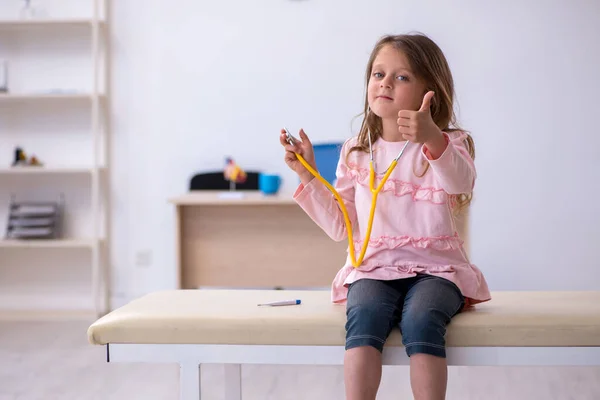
[[169, 191, 348, 290]]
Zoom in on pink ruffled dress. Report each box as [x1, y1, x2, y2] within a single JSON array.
[[293, 131, 491, 308]]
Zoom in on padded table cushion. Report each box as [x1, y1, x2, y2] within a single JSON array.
[[87, 289, 600, 347]]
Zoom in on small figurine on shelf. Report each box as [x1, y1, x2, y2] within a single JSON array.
[[11, 147, 43, 167], [224, 157, 247, 191], [29, 155, 43, 166], [12, 147, 27, 167]]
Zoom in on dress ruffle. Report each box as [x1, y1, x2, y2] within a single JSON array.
[[331, 262, 491, 308], [354, 232, 464, 251], [347, 162, 448, 204]]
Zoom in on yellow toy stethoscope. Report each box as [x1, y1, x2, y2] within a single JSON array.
[[285, 128, 410, 268]]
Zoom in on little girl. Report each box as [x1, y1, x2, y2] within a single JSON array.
[[280, 33, 491, 400]]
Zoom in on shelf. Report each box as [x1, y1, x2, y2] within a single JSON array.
[[0, 93, 104, 102], [0, 238, 98, 249], [0, 19, 106, 29], [0, 1, 111, 318], [0, 167, 99, 175]]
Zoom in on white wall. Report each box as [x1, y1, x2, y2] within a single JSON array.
[[1, 0, 598, 308]]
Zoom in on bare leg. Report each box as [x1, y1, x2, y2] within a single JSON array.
[[344, 346, 382, 400], [410, 353, 447, 400], [401, 275, 464, 400], [344, 279, 404, 399]]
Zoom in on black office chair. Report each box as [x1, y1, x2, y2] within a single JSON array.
[[189, 171, 261, 191]]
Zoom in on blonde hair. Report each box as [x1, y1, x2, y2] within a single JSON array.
[[348, 33, 475, 214]]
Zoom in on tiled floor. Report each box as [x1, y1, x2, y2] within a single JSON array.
[[1, 320, 599, 399]]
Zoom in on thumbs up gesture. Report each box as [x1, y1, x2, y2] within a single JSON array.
[[397, 91, 442, 145]]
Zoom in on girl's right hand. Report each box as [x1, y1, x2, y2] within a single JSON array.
[[279, 128, 317, 184]]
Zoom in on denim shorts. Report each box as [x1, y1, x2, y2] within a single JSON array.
[[345, 274, 465, 358]]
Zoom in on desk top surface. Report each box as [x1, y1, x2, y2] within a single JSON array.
[[169, 191, 297, 206], [88, 289, 600, 347]]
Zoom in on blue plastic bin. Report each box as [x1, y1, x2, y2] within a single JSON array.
[[312, 142, 343, 185]]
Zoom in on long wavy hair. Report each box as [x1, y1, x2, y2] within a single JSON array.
[[348, 33, 475, 214]]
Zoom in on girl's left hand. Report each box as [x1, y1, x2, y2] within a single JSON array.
[[397, 91, 443, 144]]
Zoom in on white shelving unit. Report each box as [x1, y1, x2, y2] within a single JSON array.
[[0, 19, 106, 29], [0, 94, 106, 103], [0, 238, 96, 248], [0, 1, 110, 317], [0, 167, 99, 174]]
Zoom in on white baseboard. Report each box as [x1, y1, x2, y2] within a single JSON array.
[[0, 293, 92, 310], [0, 292, 136, 320], [0, 293, 95, 320]]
